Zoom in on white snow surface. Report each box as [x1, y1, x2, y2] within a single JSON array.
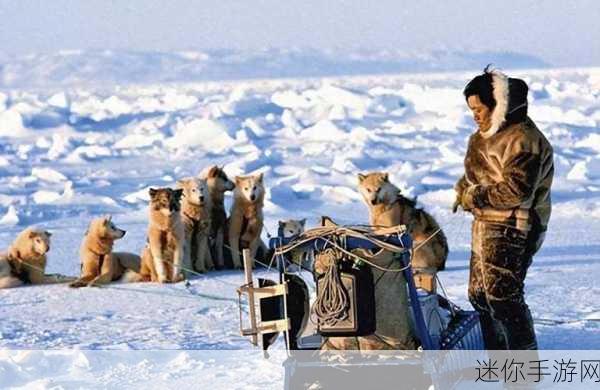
[[0, 63, 599, 386]]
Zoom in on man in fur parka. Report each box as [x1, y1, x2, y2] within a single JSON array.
[[454, 66, 554, 350]]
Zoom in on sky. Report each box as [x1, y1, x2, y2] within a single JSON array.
[[0, 0, 598, 66]]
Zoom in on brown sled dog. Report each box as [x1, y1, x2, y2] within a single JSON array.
[[140, 187, 185, 283], [177, 177, 213, 274], [228, 173, 265, 269], [0, 228, 73, 288], [70, 216, 143, 288], [202, 166, 235, 269], [358, 172, 448, 272]]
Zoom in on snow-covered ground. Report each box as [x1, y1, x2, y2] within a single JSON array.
[[1, 60, 600, 386]]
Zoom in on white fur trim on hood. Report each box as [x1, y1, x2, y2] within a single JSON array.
[[480, 70, 509, 139]]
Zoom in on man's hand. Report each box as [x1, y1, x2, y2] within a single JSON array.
[[462, 185, 487, 210], [452, 184, 487, 212]]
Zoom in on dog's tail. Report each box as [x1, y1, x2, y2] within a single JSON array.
[[120, 270, 144, 283], [0, 276, 23, 289]]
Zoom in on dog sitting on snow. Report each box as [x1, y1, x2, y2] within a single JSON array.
[[228, 173, 265, 269], [0, 228, 73, 288], [69, 216, 143, 288], [140, 187, 185, 283], [358, 172, 448, 272], [177, 177, 213, 274], [202, 166, 235, 269]]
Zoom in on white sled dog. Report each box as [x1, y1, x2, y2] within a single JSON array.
[[228, 173, 265, 269]]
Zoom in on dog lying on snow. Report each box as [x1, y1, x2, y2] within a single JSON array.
[[69, 216, 143, 288], [202, 166, 235, 269], [140, 187, 185, 283], [228, 173, 265, 269], [177, 177, 213, 274], [0, 228, 74, 288], [358, 172, 448, 272]]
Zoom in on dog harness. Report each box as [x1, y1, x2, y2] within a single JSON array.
[[7, 254, 31, 284]]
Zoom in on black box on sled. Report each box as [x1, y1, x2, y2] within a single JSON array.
[[316, 263, 376, 337]]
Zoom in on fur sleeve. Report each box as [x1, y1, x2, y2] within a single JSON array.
[[479, 137, 541, 209]]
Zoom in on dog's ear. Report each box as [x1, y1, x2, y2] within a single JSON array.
[[382, 173, 389, 182], [175, 180, 184, 189], [207, 166, 218, 178], [44, 230, 52, 237], [28, 230, 36, 239], [149, 188, 158, 199], [173, 189, 184, 202], [235, 176, 242, 185], [278, 221, 285, 229], [300, 218, 306, 227], [257, 172, 264, 183], [358, 173, 366, 183]]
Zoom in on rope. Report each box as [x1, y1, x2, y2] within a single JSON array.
[[310, 248, 349, 326], [413, 227, 442, 253], [273, 225, 412, 273], [435, 274, 458, 317], [273, 225, 407, 257], [326, 239, 411, 273], [99, 283, 244, 307], [7, 257, 75, 282], [161, 257, 240, 287], [98, 284, 211, 301], [183, 281, 243, 304]]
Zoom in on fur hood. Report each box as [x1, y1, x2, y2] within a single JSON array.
[[481, 70, 529, 139]]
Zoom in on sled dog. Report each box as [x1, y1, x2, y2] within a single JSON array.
[[177, 177, 213, 274], [228, 173, 265, 269], [202, 166, 235, 268], [279, 219, 306, 239], [278, 218, 311, 271], [358, 172, 448, 271], [140, 187, 186, 283], [70, 216, 143, 288], [0, 228, 73, 288]]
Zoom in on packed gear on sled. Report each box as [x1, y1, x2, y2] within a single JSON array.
[[237, 217, 484, 352], [236, 217, 485, 389]]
